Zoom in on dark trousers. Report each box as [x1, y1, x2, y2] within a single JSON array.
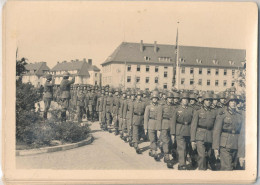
[[132, 125, 143, 145], [43, 98, 52, 119], [61, 99, 69, 122], [176, 135, 191, 166], [196, 141, 213, 170], [148, 130, 158, 151], [161, 129, 170, 154], [76, 105, 85, 123], [220, 147, 238, 171]]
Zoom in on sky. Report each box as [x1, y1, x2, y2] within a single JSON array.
[[5, 1, 256, 69]]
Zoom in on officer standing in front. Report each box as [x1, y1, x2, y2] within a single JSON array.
[[76, 85, 86, 123], [60, 72, 75, 122], [213, 94, 245, 171], [43, 74, 54, 120]]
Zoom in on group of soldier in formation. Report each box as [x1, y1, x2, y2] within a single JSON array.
[[43, 72, 245, 171]]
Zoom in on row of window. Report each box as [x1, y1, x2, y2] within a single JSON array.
[[181, 67, 235, 76], [181, 79, 235, 87], [127, 76, 164, 84], [128, 65, 168, 72]]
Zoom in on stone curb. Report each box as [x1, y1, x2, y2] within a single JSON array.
[[16, 134, 94, 156]]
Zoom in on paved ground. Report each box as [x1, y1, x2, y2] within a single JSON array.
[[16, 121, 178, 170]]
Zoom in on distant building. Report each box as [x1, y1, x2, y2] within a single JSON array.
[[50, 58, 101, 86], [101, 41, 246, 92], [22, 62, 50, 87]]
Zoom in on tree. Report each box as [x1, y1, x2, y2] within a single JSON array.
[[16, 57, 27, 78]]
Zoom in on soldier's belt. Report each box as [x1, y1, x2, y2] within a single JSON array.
[[163, 117, 170, 120], [134, 113, 144, 116], [197, 125, 213, 130], [177, 121, 190, 125], [222, 129, 240, 134]]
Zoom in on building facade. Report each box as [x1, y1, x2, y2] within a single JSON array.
[[101, 41, 246, 92], [50, 58, 101, 86], [22, 62, 50, 87]]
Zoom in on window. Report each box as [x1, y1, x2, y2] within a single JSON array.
[[181, 67, 185, 74], [215, 80, 219, 86], [127, 65, 131, 72], [95, 81, 97, 85], [144, 56, 150, 61], [207, 68, 211, 75], [164, 71, 168, 78], [146, 65, 150, 72], [223, 80, 227, 86], [199, 68, 202, 75], [155, 66, 159, 72], [207, 80, 210, 86], [164, 66, 168, 69], [190, 79, 194, 85], [137, 65, 140, 72], [95, 73, 97, 77], [198, 79, 202, 86], [232, 69, 235, 76], [190, 68, 194, 74], [136, 77, 140, 83], [127, 76, 131, 83], [155, 77, 158, 83], [232, 81, 235, 86], [163, 83, 167, 89], [146, 77, 149, 83], [181, 78, 185, 85], [224, 69, 227, 75], [215, 69, 219, 75]]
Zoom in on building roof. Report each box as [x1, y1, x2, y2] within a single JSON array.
[[51, 60, 100, 76], [24, 62, 50, 76], [102, 42, 246, 69]]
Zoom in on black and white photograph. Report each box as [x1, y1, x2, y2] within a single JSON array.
[[2, 1, 258, 184]]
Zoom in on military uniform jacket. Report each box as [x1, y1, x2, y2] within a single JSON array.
[[159, 99, 167, 106], [103, 95, 113, 113], [86, 93, 97, 106], [43, 81, 53, 99], [170, 106, 194, 136], [144, 103, 161, 130], [118, 98, 126, 118], [76, 91, 86, 106], [112, 96, 120, 115], [212, 108, 245, 158], [189, 103, 200, 111], [60, 78, 75, 99], [142, 97, 150, 107], [190, 106, 217, 143], [158, 103, 175, 130], [123, 99, 135, 121], [131, 99, 146, 126], [96, 96, 104, 112]]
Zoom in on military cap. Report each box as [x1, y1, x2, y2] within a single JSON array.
[[225, 94, 239, 105], [45, 74, 52, 80], [151, 90, 159, 99], [180, 92, 190, 100], [236, 95, 244, 102], [189, 93, 197, 100], [63, 72, 70, 77], [121, 90, 126, 94], [173, 92, 180, 98], [114, 88, 119, 92], [126, 91, 131, 96], [131, 90, 136, 95], [213, 94, 220, 100], [193, 90, 199, 95], [230, 86, 236, 92], [166, 92, 174, 98], [136, 90, 143, 96], [109, 89, 113, 93], [218, 92, 226, 99], [202, 92, 213, 101]]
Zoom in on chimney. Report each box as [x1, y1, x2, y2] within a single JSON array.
[[57, 61, 59, 64], [76, 59, 79, 62], [83, 58, 86, 63], [88, 59, 92, 65], [140, 40, 144, 52], [154, 41, 157, 53]]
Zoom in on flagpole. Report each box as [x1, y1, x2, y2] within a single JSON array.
[[175, 22, 180, 90]]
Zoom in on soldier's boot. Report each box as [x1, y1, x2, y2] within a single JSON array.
[[114, 129, 119, 136], [167, 161, 174, 169], [154, 152, 160, 162], [178, 165, 187, 170], [149, 150, 155, 157], [61, 111, 66, 122], [129, 138, 134, 147], [134, 143, 142, 154], [164, 154, 170, 163], [119, 132, 124, 139], [43, 111, 48, 120]]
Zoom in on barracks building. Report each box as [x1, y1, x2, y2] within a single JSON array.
[[101, 41, 246, 92]]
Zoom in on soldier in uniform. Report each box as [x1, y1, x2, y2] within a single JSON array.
[[76, 85, 86, 123], [158, 91, 175, 167], [86, 88, 97, 122], [173, 92, 180, 107], [144, 90, 161, 159], [60, 72, 75, 122], [103, 89, 114, 132], [112, 89, 120, 135], [190, 92, 218, 170], [211, 94, 220, 110], [96, 89, 105, 126], [171, 92, 194, 170], [130, 90, 146, 154], [43, 74, 54, 120], [122, 91, 131, 141], [118, 90, 127, 139], [213, 94, 245, 170], [217, 92, 226, 110], [189, 93, 200, 111]]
